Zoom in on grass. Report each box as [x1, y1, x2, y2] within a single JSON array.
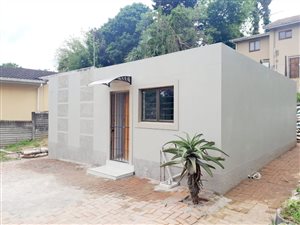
[[4, 139, 41, 152], [0, 138, 47, 162], [0, 152, 14, 162], [281, 199, 300, 224]]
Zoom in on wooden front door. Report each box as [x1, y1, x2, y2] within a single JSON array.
[[289, 57, 300, 78], [110, 92, 129, 162]]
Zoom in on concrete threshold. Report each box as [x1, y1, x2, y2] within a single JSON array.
[[87, 160, 134, 180]]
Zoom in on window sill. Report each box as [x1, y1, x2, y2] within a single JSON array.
[[135, 121, 178, 131], [249, 49, 260, 52], [279, 37, 292, 40]]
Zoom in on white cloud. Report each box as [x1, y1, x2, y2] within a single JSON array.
[[0, 0, 152, 70], [270, 0, 300, 21]]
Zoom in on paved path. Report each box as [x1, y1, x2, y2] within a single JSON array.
[[1, 145, 299, 224]]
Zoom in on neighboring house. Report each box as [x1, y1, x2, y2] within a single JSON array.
[[231, 15, 300, 89], [0, 67, 56, 121], [46, 43, 296, 194]]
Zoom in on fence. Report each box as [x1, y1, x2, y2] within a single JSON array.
[[0, 112, 48, 148]]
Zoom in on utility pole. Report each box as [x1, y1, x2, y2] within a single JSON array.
[[93, 31, 96, 67]]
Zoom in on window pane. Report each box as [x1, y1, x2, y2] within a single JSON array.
[[249, 42, 254, 51], [159, 88, 174, 121], [286, 30, 292, 38], [279, 31, 285, 39], [255, 40, 260, 50], [142, 89, 157, 120]]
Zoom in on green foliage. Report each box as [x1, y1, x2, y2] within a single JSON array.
[[161, 133, 228, 204], [259, 0, 272, 27], [4, 139, 41, 152], [0, 139, 46, 162], [251, 0, 272, 34], [56, 37, 92, 72], [126, 6, 202, 61], [56, 0, 268, 69], [152, 0, 197, 14], [1, 62, 21, 68], [251, 1, 260, 35], [86, 3, 150, 67], [281, 199, 300, 224], [0, 152, 14, 162], [297, 93, 300, 103], [56, 3, 150, 71], [203, 0, 255, 45]]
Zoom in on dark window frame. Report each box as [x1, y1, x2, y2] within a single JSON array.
[[249, 40, 260, 52], [141, 86, 174, 123], [279, 29, 292, 40]]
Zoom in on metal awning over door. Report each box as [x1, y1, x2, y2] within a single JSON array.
[[88, 76, 132, 87]]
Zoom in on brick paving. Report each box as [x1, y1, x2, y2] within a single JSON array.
[[1, 145, 299, 224]]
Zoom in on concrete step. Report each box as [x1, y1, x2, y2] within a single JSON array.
[[87, 160, 134, 180]]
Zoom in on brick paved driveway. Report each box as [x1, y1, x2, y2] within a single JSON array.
[[1, 145, 299, 224]]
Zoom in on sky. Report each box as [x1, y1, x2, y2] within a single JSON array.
[[0, 0, 299, 71]]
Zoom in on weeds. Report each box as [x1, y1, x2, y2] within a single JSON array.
[[280, 199, 300, 224]]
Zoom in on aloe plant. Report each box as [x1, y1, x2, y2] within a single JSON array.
[[161, 133, 228, 204]]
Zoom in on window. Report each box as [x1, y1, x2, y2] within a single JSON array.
[[141, 86, 174, 122], [260, 59, 270, 68], [279, 30, 292, 40], [249, 40, 260, 52], [289, 56, 300, 78]]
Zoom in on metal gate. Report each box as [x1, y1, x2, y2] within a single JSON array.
[[110, 92, 129, 162]]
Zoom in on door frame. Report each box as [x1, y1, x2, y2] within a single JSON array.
[[109, 87, 132, 164]]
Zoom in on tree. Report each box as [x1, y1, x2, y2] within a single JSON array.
[[1, 63, 21, 68], [56, 37, 92, 72], [251, 0, 272, 34], [86, 3, 150, 67], [251, 1, 260, 34], [161, 133, 228, 204], [202, 0, 255, 45], [126, 6, 202, 61], [259, 0, 272, 27], [152, 0, 198, 14]]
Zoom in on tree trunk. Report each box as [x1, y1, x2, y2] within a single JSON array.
[[187, 174, 200, 204]]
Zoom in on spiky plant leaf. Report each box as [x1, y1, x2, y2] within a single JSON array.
[[161, 133, 228, 204], [189, 157, 197, 174], [160, 159, 182, 167], [197, 160, 214, 177], [203, 155, 225, 169], [202, 146, 229, 156]]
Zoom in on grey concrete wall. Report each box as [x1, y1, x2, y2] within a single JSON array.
[[48, 44, 222, 178], [48, 43, 296, 194], [49, 69, 107, 165], [212, 44, 296, 193]]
